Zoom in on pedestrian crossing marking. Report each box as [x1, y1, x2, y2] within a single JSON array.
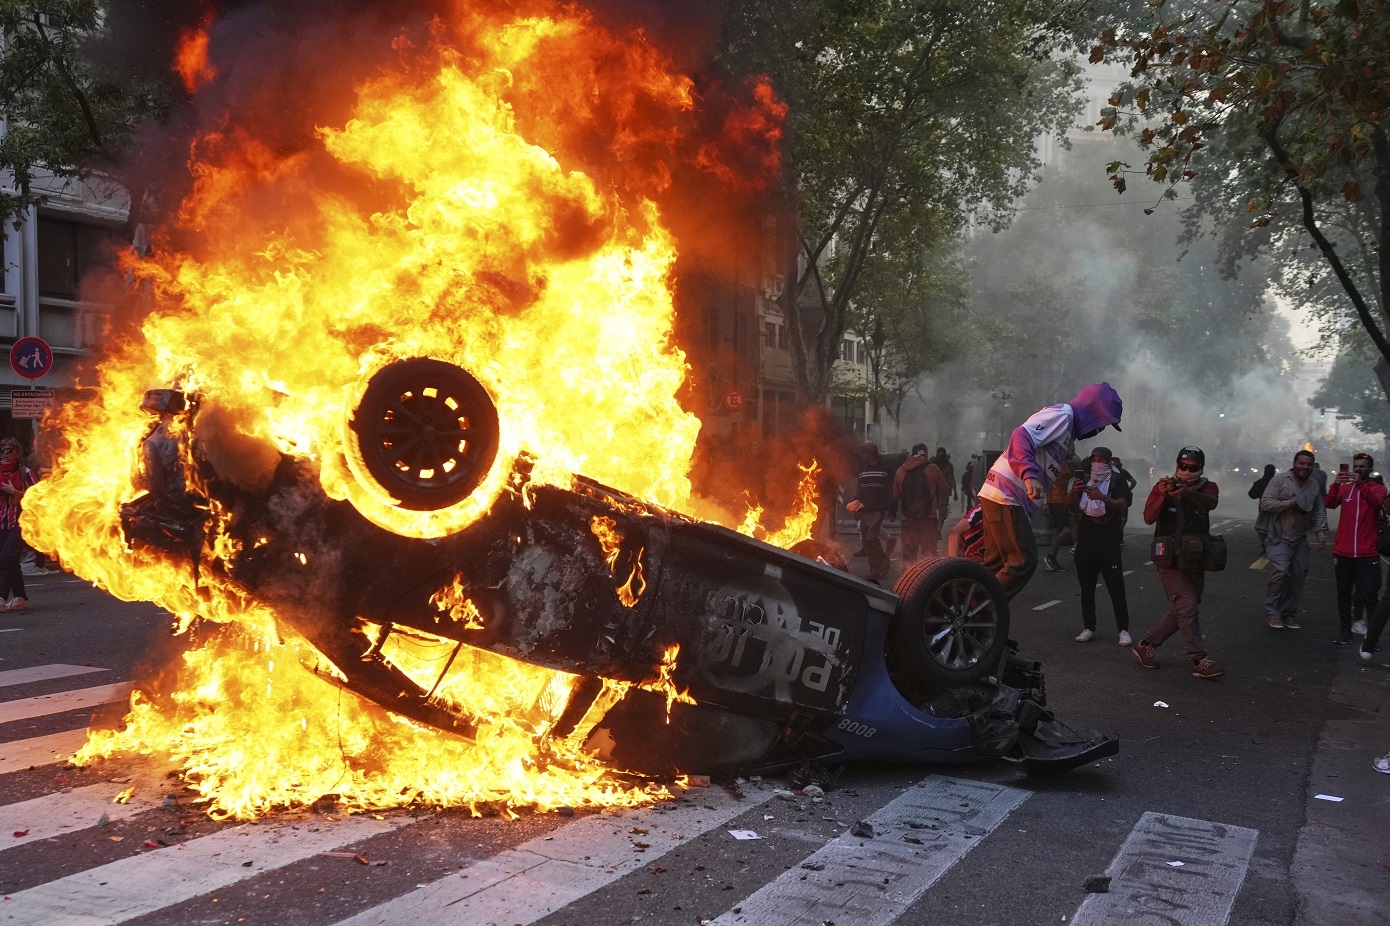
[[1033, 600, 1061, 611], [0, 664, 108, 689], [1123, 570, 1134, 576], [1070, 811, 1258, 926], [0, 813, 408, 926], [0, 781, 162, 848], [0, 728, 90, 775], [331, 785, 775, 926], [0, 682, 133, 725], [711, 776, 1028, 926]]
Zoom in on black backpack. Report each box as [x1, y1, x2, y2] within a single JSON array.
[[900, 465, 933, 519]]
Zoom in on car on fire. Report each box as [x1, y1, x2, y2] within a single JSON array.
[[121, 358, 1117, 779]]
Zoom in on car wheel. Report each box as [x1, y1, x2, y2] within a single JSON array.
[[345, 358, 500, 511], [889, 557, 1010, 686]]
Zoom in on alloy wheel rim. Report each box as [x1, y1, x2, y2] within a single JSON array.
[[921, 577, 999, 670]]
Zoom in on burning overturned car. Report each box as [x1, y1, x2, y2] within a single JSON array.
[[119, 357, 1117, 781]]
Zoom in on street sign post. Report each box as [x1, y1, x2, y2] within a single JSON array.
[[724, 390, 745, 411], [10, 337, 53, 380], [10, 388, 55, 419]]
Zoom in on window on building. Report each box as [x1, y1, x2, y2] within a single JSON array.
[[857, 342, 867, 365], [764, 321, 777, 349], [37, 217, 122, 299], [840, 338, 854, 361]]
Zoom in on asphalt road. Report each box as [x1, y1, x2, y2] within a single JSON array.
[[0, 513, 1386, 926]]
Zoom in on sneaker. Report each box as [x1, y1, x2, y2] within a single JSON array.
[[1074, 629, 1095, 642], [1132, 640, 1159, 669], [885, 537, 897, 557], [1191, 657, 1225, 679], [1374, 754, 1390, 774], [1044, 554, 1066, 572], [1267, 618, 1285, 630], [1118, 630, 1132, 647], [1353, 619, 1368, 636], [1361, 647, 1375, 663], [4, 598, 27, 613], [1334, 631, 1354, 645], [1282, 616, 1301, 630]]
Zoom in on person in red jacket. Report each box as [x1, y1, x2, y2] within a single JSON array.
[[1325, 452, 1388, 645]]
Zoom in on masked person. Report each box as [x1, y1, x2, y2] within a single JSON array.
[[1068, 447, 1132, 645], [977, 383, 1123, 599], [0, 438, 39, 612], [1132, 446, 1224, 679], [1258, 450, 1328, 630], [1325, 453, 1386, 644]]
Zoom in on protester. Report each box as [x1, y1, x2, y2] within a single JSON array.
[[1043, 455, 1077, 572], [849, 443, 896, 582], [961, 455, 978, 510], [1068, 447, 1132, 645], [976, 383, 1123, 599], [894, 444, 949, 564], [1132, 446, 1224, 679], [1258, 450, 1327, 630], [1248, 464, 1277, 500], [0, 438, 38, 612], [931, 447, 957, 525], [1325, 453, 1386, 645]]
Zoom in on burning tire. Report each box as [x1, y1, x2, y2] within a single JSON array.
[[345, 358, 500, 511], [889, 557, 1010, 686]]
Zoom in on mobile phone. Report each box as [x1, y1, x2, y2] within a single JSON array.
[[1340, 463, 1350, 472]]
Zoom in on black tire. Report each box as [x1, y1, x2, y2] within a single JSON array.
[[889, 556, 1010, 686], [345, 358, 499, 511]]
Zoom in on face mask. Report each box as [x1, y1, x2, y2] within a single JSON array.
[[1175, 464, 1202, 484], [1090, 461, 1110, 482]]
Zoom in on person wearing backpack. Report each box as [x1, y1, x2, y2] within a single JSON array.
[[894, 444, 949, 564]]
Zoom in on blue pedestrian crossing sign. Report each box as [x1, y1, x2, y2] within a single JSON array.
[[10, 337, 53, 380]]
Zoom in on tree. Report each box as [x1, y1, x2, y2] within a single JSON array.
[[718, 0, 1088, 404], [1091, 0, 1390, 371], [0, 1, 178, 237]]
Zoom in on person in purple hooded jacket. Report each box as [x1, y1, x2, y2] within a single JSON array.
[[977, 383, 1124, 599]]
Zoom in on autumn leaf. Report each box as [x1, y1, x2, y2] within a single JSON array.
[[1089, 45, 1105, 64], [1141, 128, 1155, 145], [1343, 180, 1360, 201]]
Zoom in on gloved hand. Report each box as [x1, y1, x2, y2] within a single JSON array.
[[1024, 477, 1044, 501]]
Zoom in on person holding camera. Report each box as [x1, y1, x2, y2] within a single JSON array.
[[1325, 452, 1386, 645], [1131, 446, 1224, 679], [1068, 447, 1132, 645], [1257, 449, 1327, 630]]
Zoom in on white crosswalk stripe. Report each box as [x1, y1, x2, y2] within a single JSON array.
[[0, 665, 109, 689], [1071, 812, 1259, 926], [0, 781, 164, 848], [0, 729, 90, 774], [710, 777, 1027, 926], [0, 683, 133, 725], [332, 784, 775, 926]]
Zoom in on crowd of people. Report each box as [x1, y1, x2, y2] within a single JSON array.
[[847, 384, 1390, 775]]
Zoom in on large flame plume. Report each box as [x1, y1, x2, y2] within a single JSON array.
[[24, 1, 808, 820]]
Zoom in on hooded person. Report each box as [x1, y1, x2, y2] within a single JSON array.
[[894, 443, 951, 563], [977, 383, 1123, 599]]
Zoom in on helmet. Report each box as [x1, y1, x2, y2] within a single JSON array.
[[1176, 446, 1205, 467]]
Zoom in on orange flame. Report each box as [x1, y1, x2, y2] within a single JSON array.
[[28, 0, 801, 819], [637, 644, 696, 722], [173, 21, 216, 93], [589, 515, 647, 607]]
